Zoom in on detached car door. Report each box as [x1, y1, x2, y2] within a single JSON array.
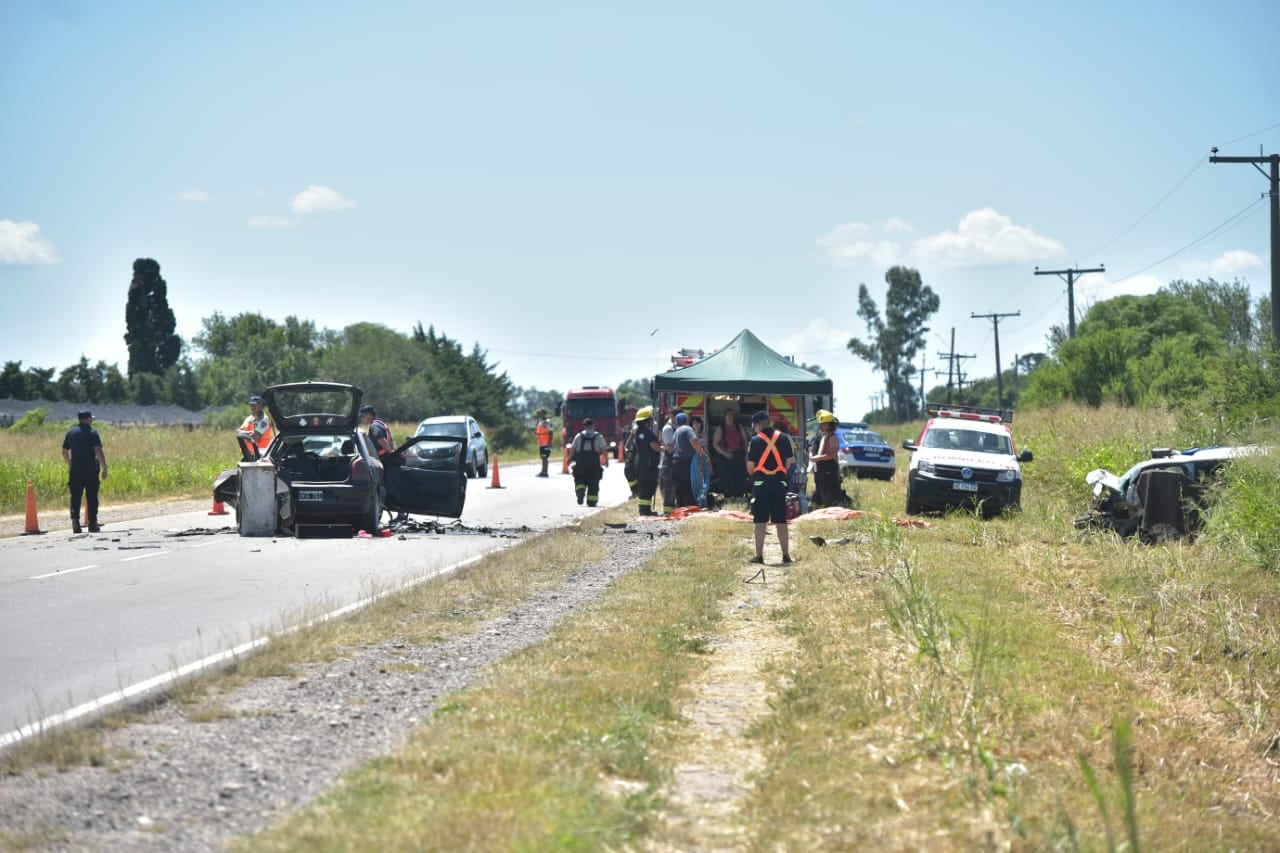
[[385, 434, 468, 518]]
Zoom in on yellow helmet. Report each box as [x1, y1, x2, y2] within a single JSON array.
[[817, 409, 837, 424], [635, 406, 654, 421]]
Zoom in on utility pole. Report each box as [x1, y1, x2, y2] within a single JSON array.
[[1209, 148, 1279, 343], [971, 310, 1020, 408], [917, 352, 928, 415], [1035, 264, 1105, 339], [935, 328, 974, 404]]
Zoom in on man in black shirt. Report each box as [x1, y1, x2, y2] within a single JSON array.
[[61, 409, 109, 533], [746, 410, 794, 565]]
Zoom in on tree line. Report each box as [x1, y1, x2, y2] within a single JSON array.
[[0, 259, 556, 448], [7, 258, 1274, 437], [847, 266, 1276, 425]]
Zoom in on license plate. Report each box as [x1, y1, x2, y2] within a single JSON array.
[[298, 490, 324, 502], [952, 481, 978, 492]]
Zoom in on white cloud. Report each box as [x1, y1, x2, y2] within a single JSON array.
[[1209, 249, 1263, 278], [0, 219, 59, 264], [883, 217, 914, 234], [912, 208, 1065, 268], [247, 215, 295, 230], [290, 185, 356, 214], [177, 188, 211, 203], [816, 222, 900, 268], [774, 318, 856, 359]]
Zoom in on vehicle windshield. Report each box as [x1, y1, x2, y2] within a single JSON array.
[[922, 428, 1010, 454], [416, 420, 467, 439], [564, 399, 616, 419]]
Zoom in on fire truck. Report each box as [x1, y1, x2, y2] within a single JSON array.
[[556, 386, 632, 452]]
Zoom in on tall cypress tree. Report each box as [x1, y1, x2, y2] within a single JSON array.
[[124, 258, 182, 377]]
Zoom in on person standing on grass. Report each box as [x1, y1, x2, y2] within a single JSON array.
[[746, 410, 794, 565], [659, 407, 682, 511], [809, 409, 848, 508], [712, 408, 750, 497], [62, 409, 108, 534], [631, 407, 663, 516], [671, 412, 707, 509], [570, 418, 608, 506]]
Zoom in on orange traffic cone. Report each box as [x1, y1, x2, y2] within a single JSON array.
[[561, 445, 571, 475], [487, 453, 505, 489], [22, 480, 43, 535], [209, 497, 229, 516], [616, 441, 625, 462]]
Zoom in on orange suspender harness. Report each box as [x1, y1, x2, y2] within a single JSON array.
[[752, 430, 786, 475]]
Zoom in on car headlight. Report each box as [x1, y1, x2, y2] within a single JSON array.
[[918, 459, 937, 475], [996, 469, 1020, 482]]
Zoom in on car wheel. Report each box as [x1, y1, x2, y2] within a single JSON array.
[[466, 453, 478, 479], [358, 489, 381, 534], [477, 452, 487, 480], [905, 485, 924, 515]]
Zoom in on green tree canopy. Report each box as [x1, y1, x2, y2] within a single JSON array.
[[124, 258, 182, 377], [847, 266, 940, 422], [192, 312, 322, 405]]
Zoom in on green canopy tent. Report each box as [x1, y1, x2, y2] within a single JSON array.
[[653, 329, 833, 507]]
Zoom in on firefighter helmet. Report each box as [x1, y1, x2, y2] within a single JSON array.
[[635, 406, 654, 421], [816, 409, 837, 423]]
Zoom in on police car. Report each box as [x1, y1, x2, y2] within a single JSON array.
[[901, 404, 1032, 517]]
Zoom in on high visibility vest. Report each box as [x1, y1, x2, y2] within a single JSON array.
[[536, 424, 552, 447], [240, 414, 274, 452], [752, 430, 787, 475]]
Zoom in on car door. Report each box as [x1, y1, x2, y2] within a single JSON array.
[[384, 434, 467, 517]]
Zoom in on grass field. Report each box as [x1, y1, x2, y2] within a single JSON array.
[[5, 401, 1278, 849], [0, 418, 540, 518]]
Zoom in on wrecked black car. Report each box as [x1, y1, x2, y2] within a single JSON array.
[[213, 381, 467, 535], [1073, 445, 1264, 542]]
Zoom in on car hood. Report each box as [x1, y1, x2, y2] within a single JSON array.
[[1086, 468, 1124, 497], [264, 382, 362, 434]]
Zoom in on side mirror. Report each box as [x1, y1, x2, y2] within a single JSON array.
[[902, 438, 918, 451], [1019, 449, 1034, 463]]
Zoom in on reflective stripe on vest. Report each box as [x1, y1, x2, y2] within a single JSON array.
[[752, 430, 786, 475]]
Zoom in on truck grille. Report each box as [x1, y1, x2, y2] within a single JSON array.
[[934, 465, 1001, 483]]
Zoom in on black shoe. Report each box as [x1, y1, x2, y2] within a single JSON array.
[[88, 525, 101, 533], [749, 555, 764, 564], [577, 495, 584, 505], [781, 555, 793, 565], [72, 520, 82, 534]]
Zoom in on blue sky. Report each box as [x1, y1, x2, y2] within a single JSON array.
[[3, 1, 1277, 416]]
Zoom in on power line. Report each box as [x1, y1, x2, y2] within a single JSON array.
[[1107, 197, 1266, 286]]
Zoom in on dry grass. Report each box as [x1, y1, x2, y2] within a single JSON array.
[[11, 402, 1279, 849]]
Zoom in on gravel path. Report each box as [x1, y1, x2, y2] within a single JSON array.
[[0, 522, 676, 851]]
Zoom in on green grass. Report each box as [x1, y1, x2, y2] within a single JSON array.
[[7, 401, 1279, 849], [0, 416, 543, 516]]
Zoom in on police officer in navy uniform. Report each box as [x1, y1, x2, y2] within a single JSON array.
[[746, 410, 794, 565], [61, 409, 108, 533]]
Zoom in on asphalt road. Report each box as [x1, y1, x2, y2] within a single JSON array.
[[0, 460, 632, 748]]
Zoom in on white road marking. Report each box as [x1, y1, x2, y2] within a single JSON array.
[[119, 550, 169, 563], [29, 565, 98, 580]]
